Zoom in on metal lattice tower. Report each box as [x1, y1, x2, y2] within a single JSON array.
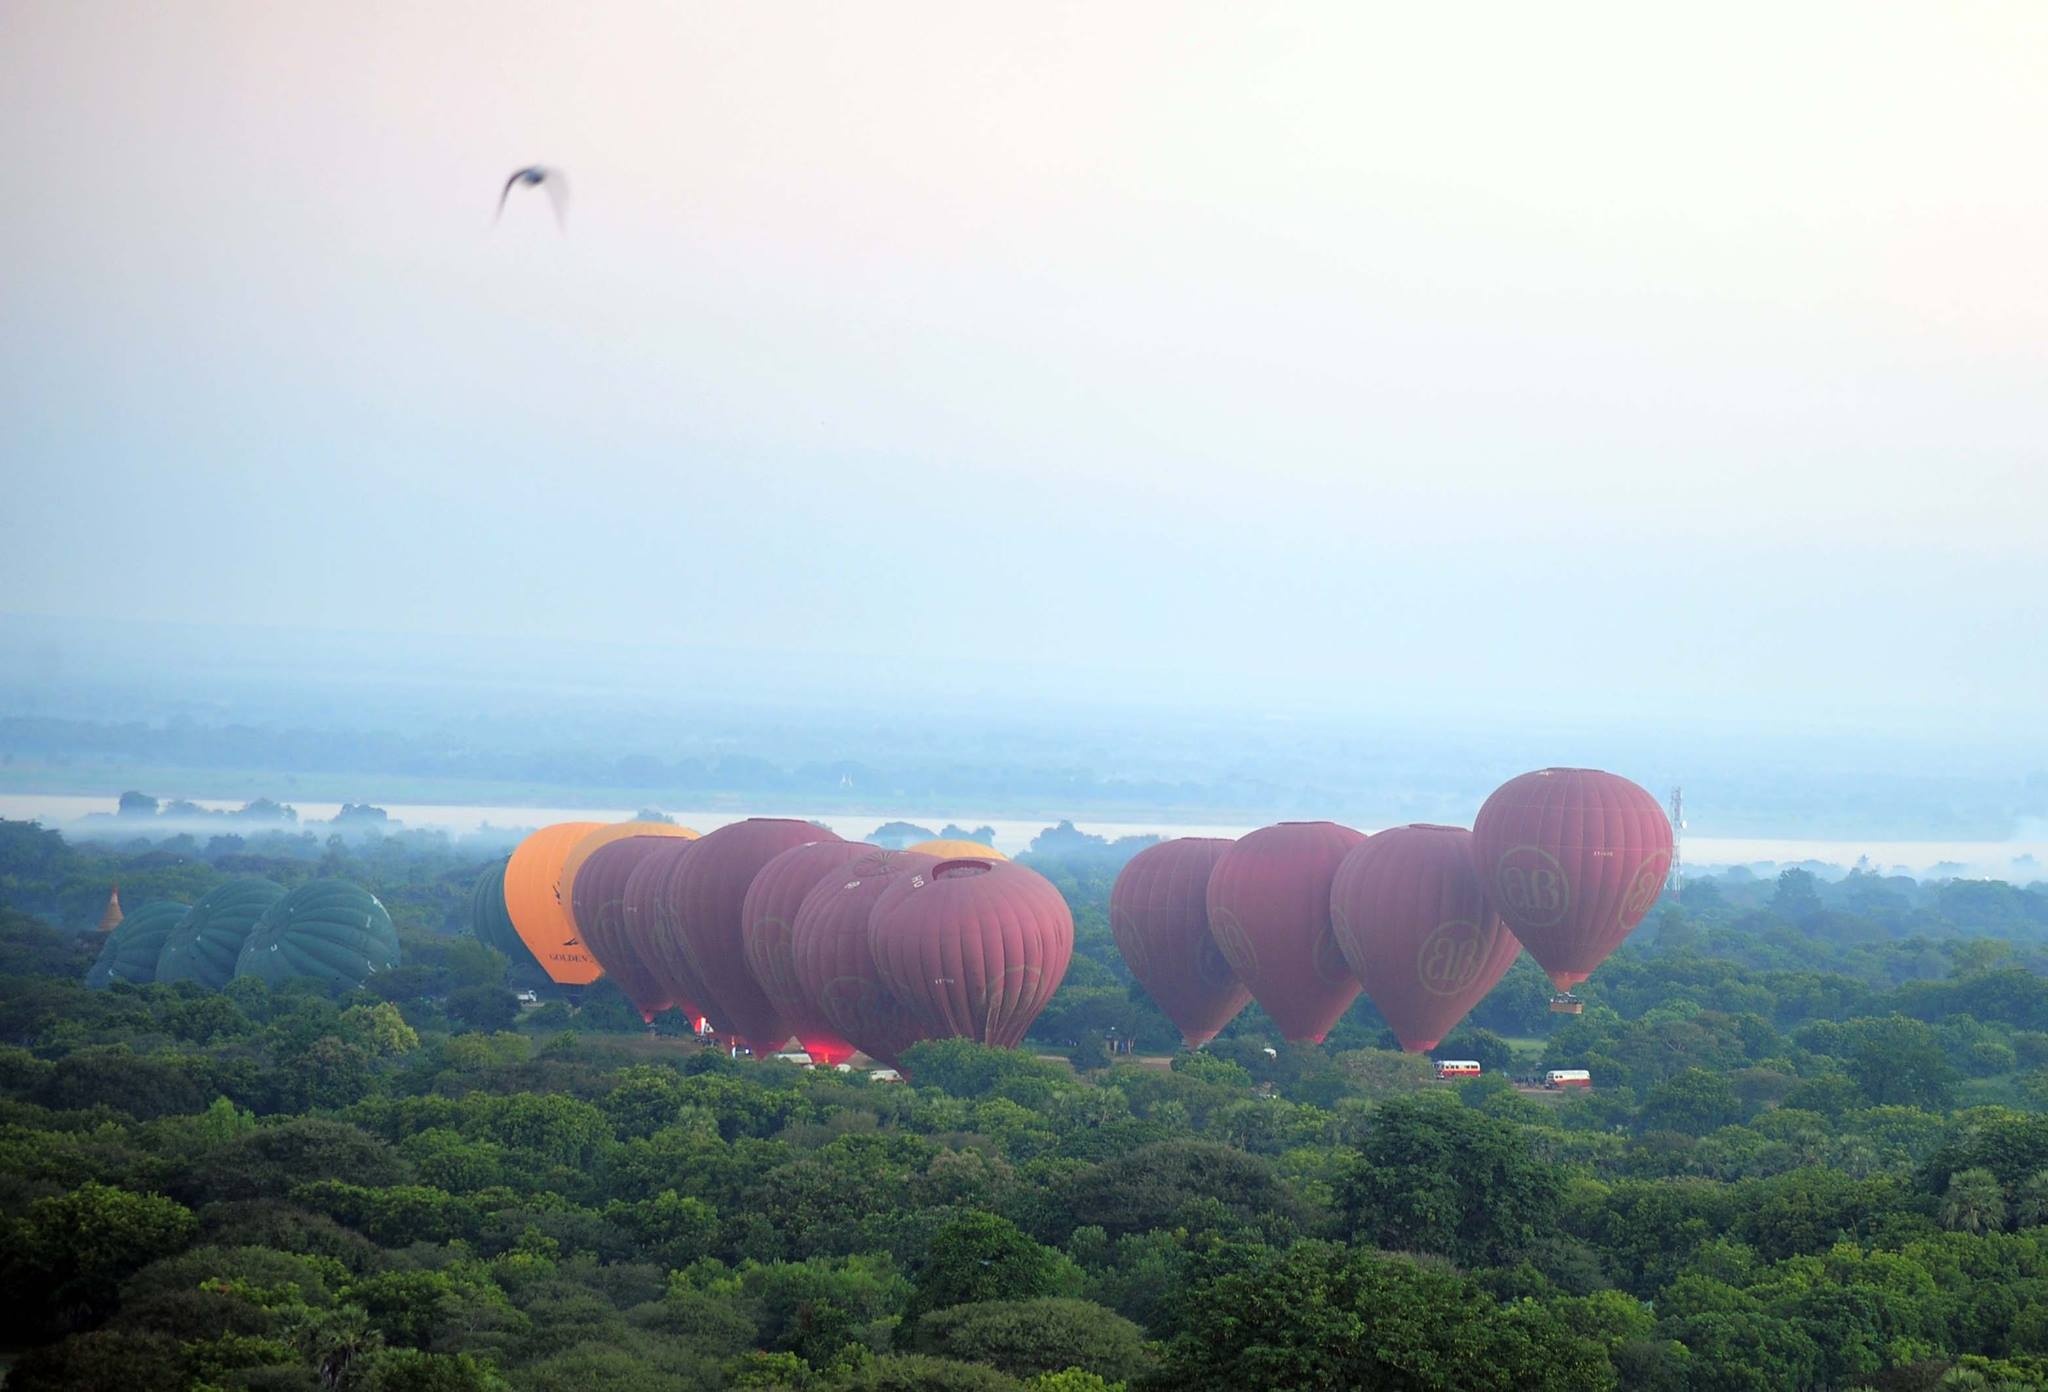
[[1668, 787, 1685, 904]]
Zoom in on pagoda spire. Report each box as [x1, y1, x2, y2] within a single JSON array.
[[97, 884, 123, 935]]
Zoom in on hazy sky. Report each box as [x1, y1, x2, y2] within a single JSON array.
[[5, 2, 2045, 735]]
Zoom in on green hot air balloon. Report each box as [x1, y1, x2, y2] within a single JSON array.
[[468, 857, 541, 972], [157, 879, 286, 988], [236, 879, 400, 988], [85, 899, 190, 988]]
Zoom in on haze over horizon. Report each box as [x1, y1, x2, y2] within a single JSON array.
[[6, 3, 2046, 745]]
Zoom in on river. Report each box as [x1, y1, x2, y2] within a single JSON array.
[[5, 792, 2045, 879]]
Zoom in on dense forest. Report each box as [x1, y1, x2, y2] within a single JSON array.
[[7, 817, 2048, 1390]]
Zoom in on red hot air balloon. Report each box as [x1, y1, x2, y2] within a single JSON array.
[[1111, 838, 1246, 1048], [623, 839, 723, 1034], [1205, 821, 1367, 1044], [1472, 768, 1673, 1010], [671, 818, 843, 1058], [574, 836, 686, 1023], [1330, 825, 1522, 1053], [742, 840, 874, 1066], [791, 850, 938, 1067], [867, 858, 1073, 1050]]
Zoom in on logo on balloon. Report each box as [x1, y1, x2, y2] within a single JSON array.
[[821, 974, 916, 1036], [1110, 909, 1149, 977], [1416, 919, 1489, 996], [1311, 925, 1353, 985], [1195, 931, 1238, 988], [1620, 851, 1672, 926], [1493, 845, 1570, 929], [1207, 906, 1258, 981], [751, 915, 801, 996], [983, 963, 1046, 1044]]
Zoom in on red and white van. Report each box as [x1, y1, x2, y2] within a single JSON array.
[[1434, 1060, 1483, 1081], [1543, 1069, 1592, 1090]]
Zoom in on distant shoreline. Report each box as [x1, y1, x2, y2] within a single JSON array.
[[5, 788, 2043, 881]]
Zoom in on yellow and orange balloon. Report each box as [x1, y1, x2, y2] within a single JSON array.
[[505, 820, 697, 986], [905, 838, 1007, 861]]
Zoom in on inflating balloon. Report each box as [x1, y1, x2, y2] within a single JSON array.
[[1205, 821, 1367, 1044], [1330, 825, 1520, 1053], [868, 856, 1072, 1049], [1472, 768, 1672, 1009], [1110, 837, 1245, 1048]]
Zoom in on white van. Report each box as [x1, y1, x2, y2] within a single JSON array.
[[1544, 1069, 1592, 1090]]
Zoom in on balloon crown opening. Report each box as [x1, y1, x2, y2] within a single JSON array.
[[931, 859, 995, 880]]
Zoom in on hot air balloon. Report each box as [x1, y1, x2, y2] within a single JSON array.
[[790, 850, 938, 1067], [1329, 825, 1521, 1053], [741, 840, 874, 1065], [867, 857, 1073, 1050], [558, 822, 697, 915], [504, 822, 605, 987], [1204, 821, 1367, 1045], [624, 839, 729, 1036], [669, 818, 841, 1057], [157, 879, 286, 988], [85, 899, 189, 988], [1472, 768, 1673, 1012], [575, 835, 697, 1023], [1110, 838, 1245, 1048], [905, 838, 1008, 861], [467, 857, 543, 974], [235, 879, 400, 988]]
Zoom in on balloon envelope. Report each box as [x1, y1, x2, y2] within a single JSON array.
[[575, 836, 692, 1021], [465, 858, 534, 971], [1205, 821, 1367, 1044], [85, 899, 188, 988], [742, 840, 874, 1065], [1110, 837, 1246, 1048], [670, 818, 842, 1056], [624, 839, 722, 1031], [868, 857, 1073, 1049], [1472, 768, 1673, 992], [791, 849, 938, 1067], [504, 822, 606, 986], [559, 821, 697, 914], [157, 878, 286, 989], [1330, 825, 1521, 1053], [905, 838, 1008, 861], [235, 879, 400, 988]]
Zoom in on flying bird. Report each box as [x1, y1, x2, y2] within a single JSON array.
[[497, 166, 568, 229]]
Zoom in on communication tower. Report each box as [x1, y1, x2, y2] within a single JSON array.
[[1668, 787, 1685, 904]]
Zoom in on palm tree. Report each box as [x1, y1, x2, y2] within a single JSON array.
[[1940, 1167, 2008, 1235], [2015, 1170, 2048, 1228]]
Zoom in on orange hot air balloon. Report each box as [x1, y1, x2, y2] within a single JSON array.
[[1472, 768, 1672, 1004], [1330, 825, 1521, 1053], [905, 838, 1007, 861], [504, 822, 605, 985], [559, 821, 698, 914], [1205, 821, 1368, 1044]]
